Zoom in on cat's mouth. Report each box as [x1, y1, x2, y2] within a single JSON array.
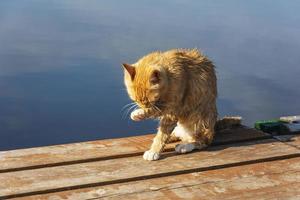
[[139, 100, 166, 113]]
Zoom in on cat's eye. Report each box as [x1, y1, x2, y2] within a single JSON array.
[[150, 70, 160, 85]]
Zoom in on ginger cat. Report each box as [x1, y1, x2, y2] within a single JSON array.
[[123, 49, 218, 161]]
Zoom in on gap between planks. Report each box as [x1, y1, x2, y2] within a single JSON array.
[[1, 138, 299, 199], [5, 155, 300, 200], [0, 128, 270, 173]]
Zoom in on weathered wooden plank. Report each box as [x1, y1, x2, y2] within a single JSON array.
[[0, 127, 268, 172], [99, 158, 300, 200], [105, 174, 300, 200], [17, 157, 300, 200], [274, 134, 300, 149], [0, 134, 153, 172], [0, 138, 298, 199]]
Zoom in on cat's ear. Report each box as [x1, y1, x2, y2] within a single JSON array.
[[122, 63, 136, 81], [150, 70, 161, 85]]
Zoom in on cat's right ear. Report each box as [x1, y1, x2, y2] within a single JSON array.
[[122, 63, 136, 81]]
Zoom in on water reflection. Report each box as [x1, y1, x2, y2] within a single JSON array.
[[0, 0, 299, 150]]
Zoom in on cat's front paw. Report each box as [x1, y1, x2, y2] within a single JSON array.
[[143, 150, 160, 161], [130, 109, 146, 121]]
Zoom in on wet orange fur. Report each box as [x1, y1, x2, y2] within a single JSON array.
[[123, 49, 217, 160]]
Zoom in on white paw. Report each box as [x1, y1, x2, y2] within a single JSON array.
[[175, 143, 196, 154], [130, 109, 145, 121], [143, 150, 160, 161]]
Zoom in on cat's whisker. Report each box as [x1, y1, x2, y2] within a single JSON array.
[[128, 105, 138, 117], [126, 104, 138, 122], [123, 103, 138, 120], [127, 106, 138, 124], [154, 106, 162, 114], [132, 104, 139, 111], [130, 104, 139, 112], [154, 104, 162, 112], [121, 102, 136, 112], [125, 104, 138, 123], [122, 106, 132, 120], [121, 102, 137, 119], [150, 102, 162, 115], [122, 106, 131, 120], [150, 103, 162, 115]]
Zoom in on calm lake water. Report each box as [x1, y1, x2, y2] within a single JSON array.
[[1, 1, 300, 150]]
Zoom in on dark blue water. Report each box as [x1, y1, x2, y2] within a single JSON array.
[[1, 1, 300, 150]]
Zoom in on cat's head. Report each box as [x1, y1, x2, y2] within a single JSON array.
[[122, 61, 168, 111]]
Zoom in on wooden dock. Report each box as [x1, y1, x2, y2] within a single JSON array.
[[1, 127, 300, 199]]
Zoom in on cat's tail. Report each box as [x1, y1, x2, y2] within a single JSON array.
[[215, 116, 242, 131]]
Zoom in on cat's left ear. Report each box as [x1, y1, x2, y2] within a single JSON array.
[[150, 70, 161, 85], [122, 63, 136, 81]]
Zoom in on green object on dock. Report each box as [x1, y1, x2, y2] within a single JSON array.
[[254, 119, 290, 135]]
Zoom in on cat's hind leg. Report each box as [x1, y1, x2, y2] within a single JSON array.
[[174, 122, 212, 154], [173, 122, 200, 154]]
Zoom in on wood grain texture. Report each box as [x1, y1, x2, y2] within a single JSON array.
[[1, 139, 298, 199], [18, 157, 300, 200], [0, 127, 268, 172], [0, 134, 153, 172]]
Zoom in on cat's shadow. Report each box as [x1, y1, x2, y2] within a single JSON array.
[[159, 134, 298, 160]]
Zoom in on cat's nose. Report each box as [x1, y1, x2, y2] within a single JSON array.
[[137, 101, 148, 108], [141, 100, 148, 105], [145, 102, 151, 108], [142, 101, 151, 108]]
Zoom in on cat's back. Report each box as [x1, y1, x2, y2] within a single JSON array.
[[162, 49, 215, 76], [163, 48, 203, 59], [136, 49, 215, 78]]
